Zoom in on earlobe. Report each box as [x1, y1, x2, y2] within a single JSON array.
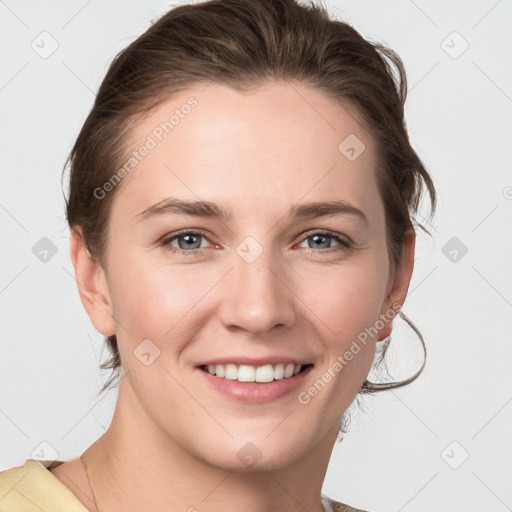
[[69, 227, 116, 337], [378, 229, 416, 341]]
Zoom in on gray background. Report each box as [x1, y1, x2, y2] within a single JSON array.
[[1, 1, 511, 510]]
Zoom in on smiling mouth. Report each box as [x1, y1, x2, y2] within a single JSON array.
[[199, 363, 313, 383]]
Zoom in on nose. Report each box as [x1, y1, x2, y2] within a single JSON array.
[[217, 244, 296, 335]]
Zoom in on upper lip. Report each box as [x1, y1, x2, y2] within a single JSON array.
[[196, 356, 313, 367]]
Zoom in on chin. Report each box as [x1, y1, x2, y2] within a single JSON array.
[[187, 423, 319, 473]]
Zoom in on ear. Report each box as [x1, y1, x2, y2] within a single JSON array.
[[377, 228, 416, 341], [69, 227, 116, 337]]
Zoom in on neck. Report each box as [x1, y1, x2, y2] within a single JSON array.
[[83, 378, 336, 512]]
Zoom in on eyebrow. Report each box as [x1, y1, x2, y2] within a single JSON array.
[[135, 197, 368, 226]]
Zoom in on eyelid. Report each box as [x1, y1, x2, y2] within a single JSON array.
[[297, 228, 353, 246], [161, 228, 353, 255], [160, 228, 218, 250]]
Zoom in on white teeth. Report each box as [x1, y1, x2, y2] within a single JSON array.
[[284, 363, 294, 378], [225, 363, 238, 380], [255, 364, 274, 383], [203, 362, 306, 382], [238, 365, 255, 382], [274, 363, 284, 380]]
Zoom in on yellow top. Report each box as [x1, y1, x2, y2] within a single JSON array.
[[0, 459, 367, 512], [0, 459, 88, 511]]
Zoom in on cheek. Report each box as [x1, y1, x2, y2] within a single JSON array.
[[109, 242, 388, 370], [293, 267, 385, 424], [297, 254, 388, 338], [108, 257, 218, 351], [298, 257, 387, 386]]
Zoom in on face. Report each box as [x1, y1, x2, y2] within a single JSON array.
[[75, 80, 413, 471]]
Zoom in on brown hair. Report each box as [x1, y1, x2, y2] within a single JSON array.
[[63, 0, 436, 398]]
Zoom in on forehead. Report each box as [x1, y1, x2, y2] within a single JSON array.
[[110, 79, 382, 226]]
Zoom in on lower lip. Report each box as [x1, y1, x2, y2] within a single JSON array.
[[197, 366, 313, 404]]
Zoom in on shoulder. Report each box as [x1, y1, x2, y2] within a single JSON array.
[[323, 495, 371, 512], [332, 503, 368, 512], [0, 459, 88, 511]]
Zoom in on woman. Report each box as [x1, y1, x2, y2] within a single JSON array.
[[0, 0, 436, 510]]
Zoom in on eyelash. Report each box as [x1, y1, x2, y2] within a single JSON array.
[[160, 229, 353, 256]]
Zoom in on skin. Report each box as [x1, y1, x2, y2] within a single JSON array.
[[51, 79, 415, 512]]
